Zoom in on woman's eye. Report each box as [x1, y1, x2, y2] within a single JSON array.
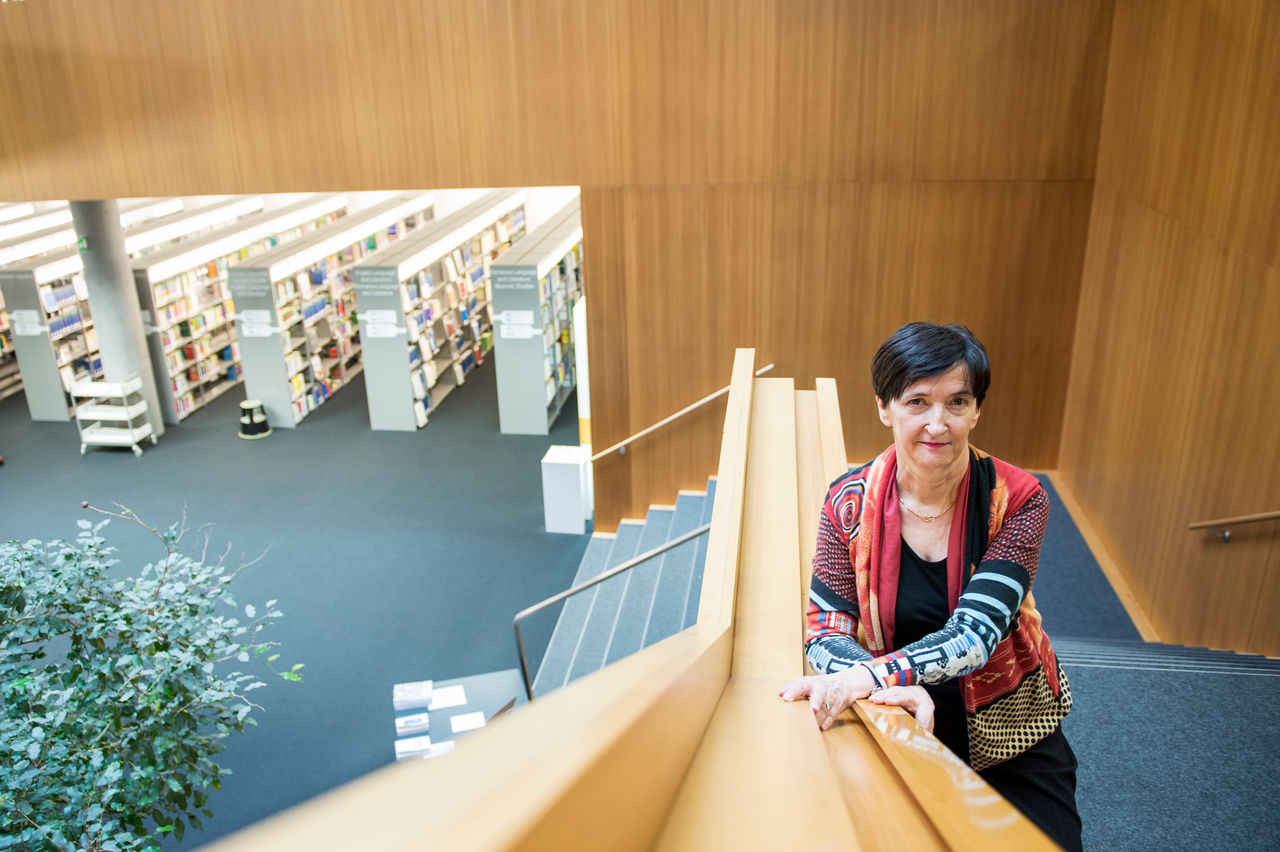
[[907, 399, 924, 407]]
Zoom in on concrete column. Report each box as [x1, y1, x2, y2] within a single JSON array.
[[69, 200, 166, 437]]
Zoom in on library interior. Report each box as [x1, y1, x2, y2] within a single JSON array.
[[1, 2, 1277, 851]]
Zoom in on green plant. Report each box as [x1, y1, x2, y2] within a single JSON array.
[[1, 505, 300, 851]]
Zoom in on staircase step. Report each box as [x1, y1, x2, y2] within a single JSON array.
[[1052, 639, 1280, 675], [640, 491, 707, 650], [564, 520, 646, 684], [602, 507, 676, 665], [682, 476, 717, 629], [532, 534, 617, 696]]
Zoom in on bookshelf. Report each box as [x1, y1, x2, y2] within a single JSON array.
[[352, 189, 526, 431], [490, 196, 583, 435], [133, 194, 348, 424], [0, 197, 263, 421], [228, 192, 435, 428]]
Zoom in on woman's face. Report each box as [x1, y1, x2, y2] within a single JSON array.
[[877, 364, 981, 473]]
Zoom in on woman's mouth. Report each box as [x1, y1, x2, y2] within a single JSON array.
[[921, 441, 948, 449]]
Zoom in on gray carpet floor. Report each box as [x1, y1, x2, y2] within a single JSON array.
[[0, 358, 587, 846]]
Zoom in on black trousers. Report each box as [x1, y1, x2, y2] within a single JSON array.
[[979, 726, 1083, 852], [927, 687, 1082, 852]]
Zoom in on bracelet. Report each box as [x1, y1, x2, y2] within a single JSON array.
[[858, 661, 885, 691]]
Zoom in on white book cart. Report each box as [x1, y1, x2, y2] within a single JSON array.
[[71, 374, 157, 457]]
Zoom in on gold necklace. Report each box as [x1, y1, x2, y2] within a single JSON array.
[[898, 494, 956, 523]]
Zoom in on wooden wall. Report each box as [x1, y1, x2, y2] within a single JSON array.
[[0, 0, 1115, 531], [1059, 0, 1280, 655], [0, 1, 1111, 195], [586, 181, 1095, 521]]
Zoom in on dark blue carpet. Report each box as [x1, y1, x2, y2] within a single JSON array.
[[1034, 474, 1142, 642], [0, 358, 587, 847]]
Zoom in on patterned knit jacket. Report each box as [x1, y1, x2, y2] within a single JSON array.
[[805, 446, 1072, 770]]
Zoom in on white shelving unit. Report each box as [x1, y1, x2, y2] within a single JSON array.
[[490, 196, 584, 435], [352, 189, 526, 431], [71, 374, 157, 457], [133, 194, 348, 424], [228, 192, 435, 428], [0, 197, 262, 421]]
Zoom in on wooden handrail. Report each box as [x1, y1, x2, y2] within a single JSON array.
[[1188, 510, 1280, 530], [589, 362, 774, 462]]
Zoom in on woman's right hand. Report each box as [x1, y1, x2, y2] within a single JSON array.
[[778, 664, 878, 730], [867, 685, 936, 733]]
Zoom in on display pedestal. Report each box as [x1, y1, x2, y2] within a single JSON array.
[[541, 444, 591, 534]]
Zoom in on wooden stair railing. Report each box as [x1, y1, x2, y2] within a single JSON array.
[[207, 351, 1060, 851]]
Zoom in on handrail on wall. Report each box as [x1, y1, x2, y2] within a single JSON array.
[[589, 362, 774, 462], [512, 522, 711, 701], [1188, 509, 1280, 543]]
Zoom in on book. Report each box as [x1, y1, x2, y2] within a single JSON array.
[[393, 734, 433, 762], [393, 679, 434, 711], [394, 712, 431, 737]]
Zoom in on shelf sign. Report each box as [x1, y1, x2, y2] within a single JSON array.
[[364, 322, 404, 339], [10, 309, 45, 336], [499, 323, 539, 340], [495, 310, 534, 326], [237, 308, 276, 338]]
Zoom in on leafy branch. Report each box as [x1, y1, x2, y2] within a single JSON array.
[[1, 504, 302, 851]]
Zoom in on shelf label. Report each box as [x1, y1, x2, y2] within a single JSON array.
[[364, 322, 404, 339], [499, 323, 539, 340], [361, 309, 398, 325], [11, 309, 45, 336], [236, 309, 276, 338], [490, 267, 536, 291], [495, 310, 534, 326]]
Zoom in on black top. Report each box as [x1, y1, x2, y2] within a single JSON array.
[[896, 536, 968, 762]]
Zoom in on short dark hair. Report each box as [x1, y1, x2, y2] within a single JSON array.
[[871, 322, 991, 407]]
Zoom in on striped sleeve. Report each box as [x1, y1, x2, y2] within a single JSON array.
[[805, 478, 874, 673], [863, 488, 1050, 687]]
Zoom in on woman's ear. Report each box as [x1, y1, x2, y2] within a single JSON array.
[[876, 396, 892, 427]]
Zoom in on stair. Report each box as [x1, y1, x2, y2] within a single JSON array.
[[532, 478, 715, 696], [1052, 637, 1280, 675]]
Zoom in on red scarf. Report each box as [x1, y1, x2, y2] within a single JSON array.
[[851, 445, 1063, 715]]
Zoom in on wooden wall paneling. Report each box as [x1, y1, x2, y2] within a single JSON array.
[[581, 187, 634, 525], [0, 0, 1113, 199], [1245, 526, 1280, 656], [829, 181, 1093, 469], [1098, 0, 1279, 267], [1058, 189, 1210, 614], [919, 0, 1113, 181], [583, 186, 759, 528], [1224, 1, 1280, 268], [1149, 251, 1280, 651], [587, 180, 1093, 528], [1061, 187, 1280, 652]]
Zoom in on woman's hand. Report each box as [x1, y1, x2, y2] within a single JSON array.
[[778, 665, 877, 731], [867, 685, 936, 733]]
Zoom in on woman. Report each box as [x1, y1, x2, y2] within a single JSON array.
[[779, 322, 1081, 851]]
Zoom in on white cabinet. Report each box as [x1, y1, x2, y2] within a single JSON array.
[[71, 375, 157, 457]]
